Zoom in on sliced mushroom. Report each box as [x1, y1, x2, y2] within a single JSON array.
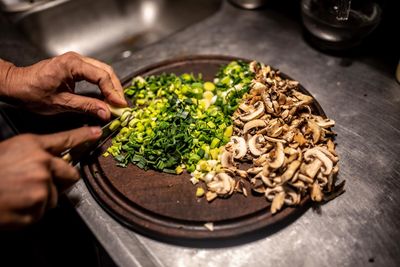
[[279, 160, 301, 183], [315, 146, 339, 163], [326, 139, 336, 156], [293, 132, 307, 146], [243, 119, 267, 135], [301, 159, 323, 179], [271, 191, 286, 214], [221, 150, 236, 169], [264, 135, 287, 144], [207, 173, 235, 196], [311, 182, 323, 202], [268, 142, 285, 169], [203, 172, 216, 183], [249, 61, 259, 73], [262, 94, 275, 114], [255, 172, 276, 187], [298, 173, 314, 184], [238, 102, 251, 113], [206, 191, 218, 202], [253, 154, 268, 166], [284, 190, 301, 205], [235, 169, 248, 179], [314, 117, 335, 128], [290, 180, 306, 189], [198, 60, 341, 214], [261, 65, 271, 78], [251, 179, 266, 194], [247, 166, 263, 175], [234, 180, 245, 193], [307, 121, 321, 144], [228, 136, 247, 159], [248, 134, 269, 156], [292, 91, 313, 106], [240, 101, 265, 122], [316, 172, 328, 187], [304, 147, 333, 175], [234, 119, 244, 128], [265, 185, 284, 202], [252, 81, 267, 91]]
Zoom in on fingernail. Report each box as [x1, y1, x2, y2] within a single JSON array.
[[90, 126, 102, 136], [97, 109, 107, 120]]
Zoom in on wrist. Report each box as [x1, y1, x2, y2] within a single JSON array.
[[0, 60, 28, 103], [0, 60, 16, 97]]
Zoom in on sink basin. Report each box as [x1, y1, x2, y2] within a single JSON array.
[[13, 0, 221, 63]]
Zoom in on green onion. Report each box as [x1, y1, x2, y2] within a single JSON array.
[[106, 61, 254, 174]]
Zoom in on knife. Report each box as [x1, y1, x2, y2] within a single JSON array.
[[61, 106, 131, 165]]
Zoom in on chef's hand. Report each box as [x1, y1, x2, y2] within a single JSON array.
[[0, 52, 127, 120], [0, 126, 101, 230]]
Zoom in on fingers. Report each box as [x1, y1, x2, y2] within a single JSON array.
[[60, 52, 127, 107], [50, 157, 80, 193], [38, 126, 102, 155], [52, 91, 111, 120], [81, 56, 127, 105]]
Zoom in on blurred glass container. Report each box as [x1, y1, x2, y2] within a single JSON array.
[[301, 0, 382, 50]]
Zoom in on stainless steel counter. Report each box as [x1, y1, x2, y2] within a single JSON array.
[[67, 2, 400, 267]]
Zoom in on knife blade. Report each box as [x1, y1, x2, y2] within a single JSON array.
[[61, 117, 121, 165]]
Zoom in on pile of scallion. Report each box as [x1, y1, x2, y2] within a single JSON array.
[[104, 61, 254, 174]]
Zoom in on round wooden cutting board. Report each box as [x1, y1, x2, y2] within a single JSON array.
[[81, 55, 325, 243]]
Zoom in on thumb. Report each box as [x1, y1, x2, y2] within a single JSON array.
[[38, 126, 102, 155]]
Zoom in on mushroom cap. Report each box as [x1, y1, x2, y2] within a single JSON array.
[[240, 101, 265, 122], [220, 150, 236, 169], [314, 117, 335, 128], [304, 147, 333, 175], [230, 136, 247, 159], [243, 119, 267, 135], [248, 134, 268, 156], [265, 185, 284, 201], [268, 142, 285, 169], [280, 160, 301, 183], [271, 191, 286, 214], [207, 172, 235, 196]]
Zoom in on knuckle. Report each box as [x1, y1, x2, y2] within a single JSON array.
[[83, 102, 97, 113], [100, 69, 111, 81], [58, 51, 80, 66], [63, 134, 75, 148], [104, 65, 114, 74], [63, 51, 79, 59]]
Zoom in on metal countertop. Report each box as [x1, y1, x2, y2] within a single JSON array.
[[66, 2, 400, 267]]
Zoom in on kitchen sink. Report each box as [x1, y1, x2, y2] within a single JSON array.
[[12, 0, 222, 63]]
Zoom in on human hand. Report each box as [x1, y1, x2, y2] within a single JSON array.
[[0, 126, 101, 229], [0, 52, 127, 120]]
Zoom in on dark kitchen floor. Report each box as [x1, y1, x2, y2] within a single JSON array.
[[0, 196, 117, 267]]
